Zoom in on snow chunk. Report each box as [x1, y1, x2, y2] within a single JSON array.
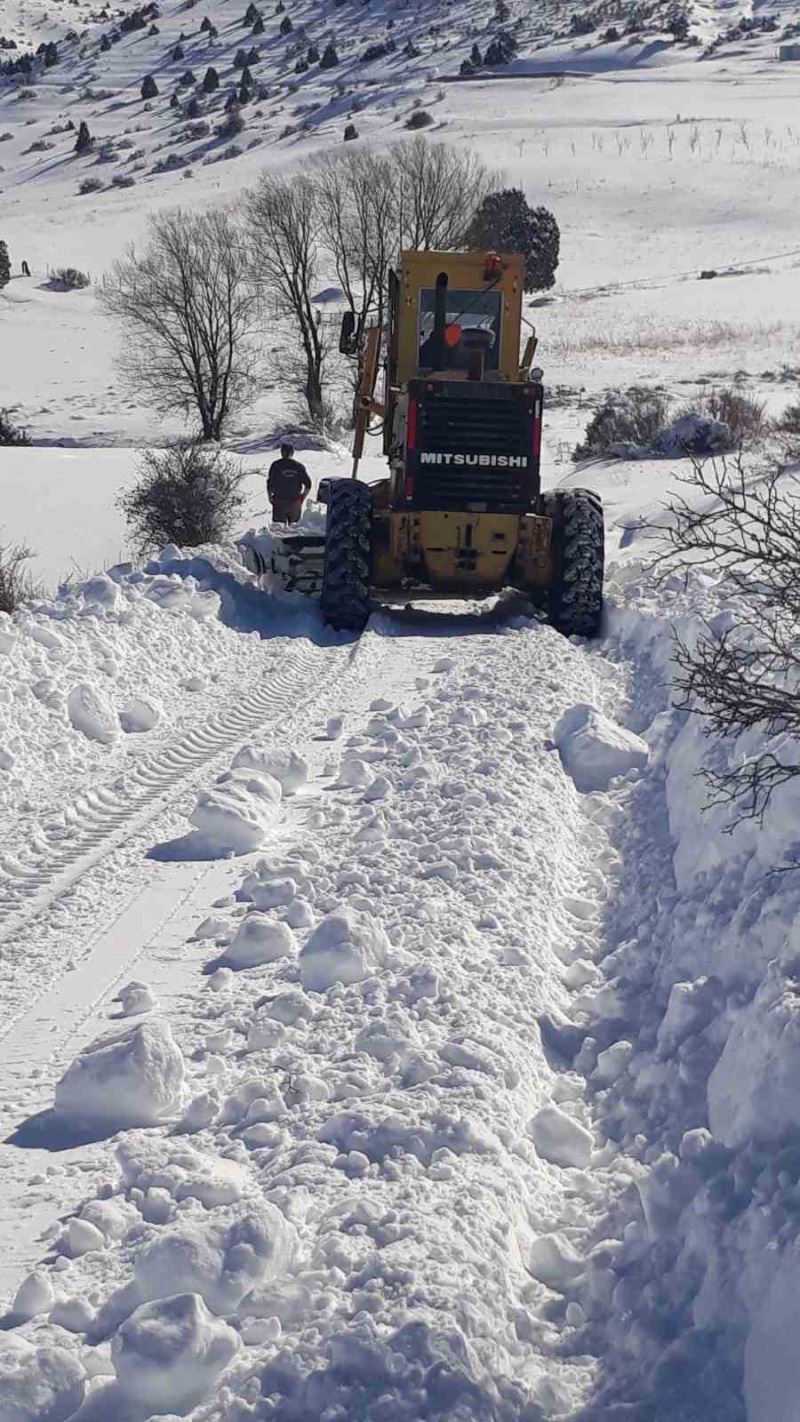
[[233, 744, 308, 795], [0, 1334, 85, 1422], [11, 1271, 54, 1322], [529, 1104, 593, 1169], [134, 1204, 297, 1315], [554, 703, 649, 793], [190, 768, 282, 854], [112, 1293, 239, 1413], [119, 694, 161, 734], [81, 574, 121, 611], [55, 1019, 185, 1130], [656, 413, 731, 457], [67, 682, 119, 745], [529, 1234, 586, 1291], [115, 980, 158, 1017], [299, 909, 391, 992], [50, 1296, 95, 1333], [66, 1217, 106, 1257], [334, 757, 373, 790], [227, 915, 296, 970]]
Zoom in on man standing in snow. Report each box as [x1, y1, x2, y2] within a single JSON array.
[[267, 443, 311, 525]]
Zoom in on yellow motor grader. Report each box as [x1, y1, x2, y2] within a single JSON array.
[[276, 248, 604, 635]]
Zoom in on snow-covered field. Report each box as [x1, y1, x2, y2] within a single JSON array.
[[2, 0, 800, 1417]]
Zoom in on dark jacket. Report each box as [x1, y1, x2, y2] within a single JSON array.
[[267, 457, 311, 503]]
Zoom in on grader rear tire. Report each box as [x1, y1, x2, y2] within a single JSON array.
[[320, 479, 372, 632], [546, 489, 604, 638]]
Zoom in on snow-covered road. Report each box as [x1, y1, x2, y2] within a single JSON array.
[[3, 551, 800, 1419]]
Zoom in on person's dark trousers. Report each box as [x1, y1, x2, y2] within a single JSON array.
[[271, 498, 303, 525]]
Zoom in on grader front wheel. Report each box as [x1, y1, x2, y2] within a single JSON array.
[[319, 479, 372, 632]]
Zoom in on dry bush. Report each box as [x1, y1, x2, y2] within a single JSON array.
[[550, 320, 790, 359], [0, 540, 40, 613], [677, 387, 767, 447], [48, 266, 90, 289], [119, 444, 249, 554], [575, 386, 671, 459], [655, 455, 800, 826]]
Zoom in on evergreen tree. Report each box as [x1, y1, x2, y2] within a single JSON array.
[[466, 189, 559, 292], [141, 74, 158, 99], [319, 40, 338, 67], [202, 65, 219, 92], [74, 120, 93, 154], [0, 240, 10, 289]]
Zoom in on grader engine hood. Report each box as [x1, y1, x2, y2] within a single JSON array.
[[405, 379, 543, 513]]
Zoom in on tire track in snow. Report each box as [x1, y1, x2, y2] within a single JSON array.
[[0, 633, 383, 1001]]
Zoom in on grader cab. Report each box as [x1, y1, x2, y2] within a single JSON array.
[[281, 248, 604, 635]]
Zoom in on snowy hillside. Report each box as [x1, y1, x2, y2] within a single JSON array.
[[2, 0, 800, 1416]]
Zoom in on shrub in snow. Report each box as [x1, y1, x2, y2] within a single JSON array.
[[467, 188, 560, 292], [778, 400, 800, 435], [55, 1018, 186, 1128], [0, 1334, 86, 1421], [112, 1293, 239, 1413], [0, 408, 30, 446], [655, 411, 731, 456], [574, 386, 671, 459], [299, 909, 391, 992], [484, 29, 517, 64], [405, 108, 434, 130], [141, 73, 158, 99], [0, 239, 10, 288], [660, 455, 800, 825], [78, 176, 103, 194], [343, 121, 358, 141], [119, 445, 249, 555], [48, 265, 90, 289], [553, 703, 649, 792], [570, 10, 596, 34], [217, 102, 245, 138], [676, 386, 767, 449], [0, 539, 39, 612], [111, 172, 136, 188]]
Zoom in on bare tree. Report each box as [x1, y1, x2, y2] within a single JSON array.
[[317, 150, 394, 388], [245, 175, 329, 424], [100, 208, 260, 441], [393, 136, 498, 251], [655, 454, 800, 825]]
